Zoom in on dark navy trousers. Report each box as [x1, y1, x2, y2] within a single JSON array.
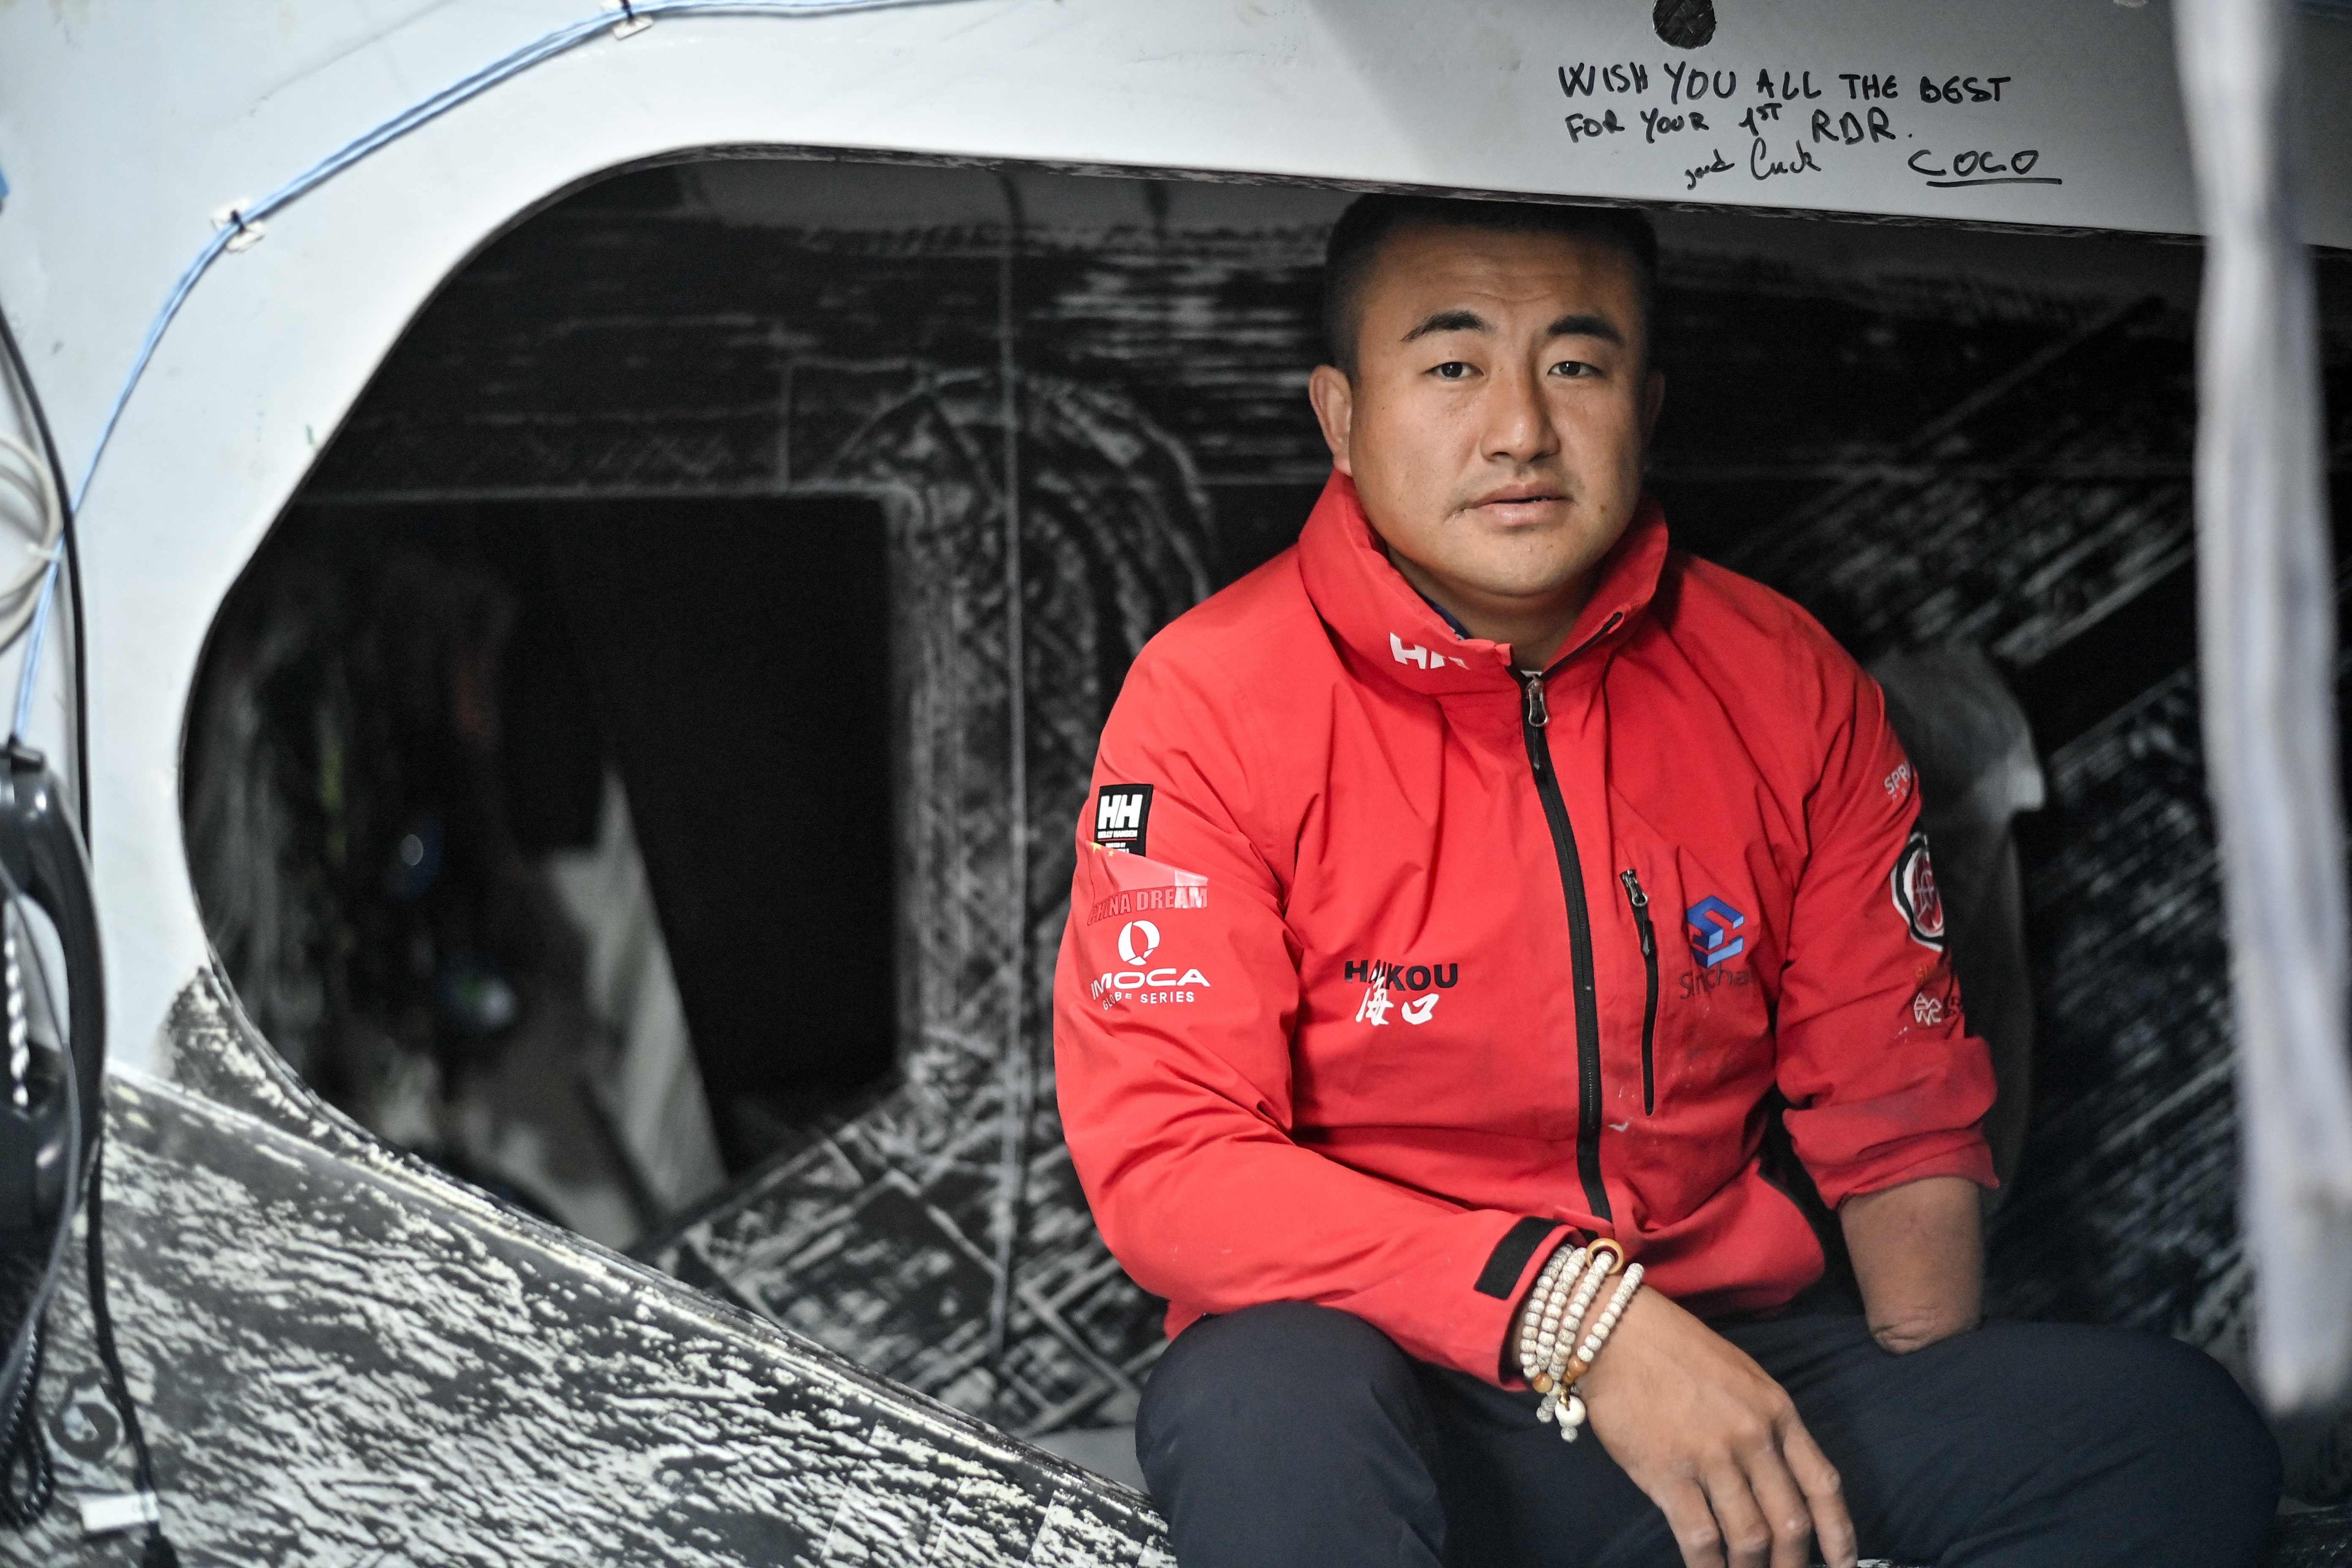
[[1136, 1300, 2280, 1567]]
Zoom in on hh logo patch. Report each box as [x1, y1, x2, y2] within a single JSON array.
[[1686, 897, 1747, 968], [1890, 828, 1946, 950], [1093, 784, 1152, 855]]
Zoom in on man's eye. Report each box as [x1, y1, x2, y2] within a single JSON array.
[[1431, 361, 1474, 380], [1550, 360, 1598, 378]]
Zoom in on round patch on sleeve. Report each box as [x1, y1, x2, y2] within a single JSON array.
[[1890, 828, 1946, 951]]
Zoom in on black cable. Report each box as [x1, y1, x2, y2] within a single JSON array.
[[85, 1140, 174, 1567], [0, 451, 152, 1543], [0, 304, 90, 835], [2, 277, 166, 1567], [0, 860, 172, 1561], [0, 876, 78, 1539], [61, 522, 88, 841], [0, 1324, 53, 1526]]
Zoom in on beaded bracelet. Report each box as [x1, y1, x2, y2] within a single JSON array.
[[1517, 1246, 1586, 1384], [1534, 1243, 1631, 1426], [1539, 1252, 1612, 1383], [1515, 1241, 1590, 1382], [1534, 1248, 1615, 1411], [1515, 1238, 1633, 1407], [1542, 1262, 1645, 1443], [1520, 1248, 1597, 1388]]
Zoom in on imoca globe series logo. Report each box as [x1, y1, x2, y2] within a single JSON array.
[[1118, 920, 1160, 965]]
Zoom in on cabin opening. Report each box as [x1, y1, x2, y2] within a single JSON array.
[[185, 492, 901, 1241]]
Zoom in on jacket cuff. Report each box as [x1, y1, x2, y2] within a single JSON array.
[[1473, 1218, 1582, 1386], [1814, 1128, 1997, 1210]]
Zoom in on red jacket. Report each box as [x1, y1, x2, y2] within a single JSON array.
[[1053, 474, 1996, 1384]]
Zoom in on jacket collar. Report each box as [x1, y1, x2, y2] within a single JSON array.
[[1296, 470, 1669, 698]]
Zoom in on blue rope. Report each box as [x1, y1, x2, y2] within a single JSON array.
[[11, 0, 988, 739], [9, 566, 55, 741]]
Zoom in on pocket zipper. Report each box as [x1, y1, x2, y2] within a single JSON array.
[[1620, 869, 1659, 1115]]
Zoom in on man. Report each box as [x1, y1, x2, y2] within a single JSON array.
[[1052, 196, 2279, 1568]]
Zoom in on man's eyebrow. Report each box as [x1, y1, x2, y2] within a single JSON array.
[[1401, 308, 1490, 343], [1546, 312, 1624, 345]]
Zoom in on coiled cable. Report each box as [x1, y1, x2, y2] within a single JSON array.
[[0, 303, 88, 830], [0, 434, 60, 658]]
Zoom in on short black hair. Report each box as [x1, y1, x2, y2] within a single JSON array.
[[1320, 195, 1658, 376]]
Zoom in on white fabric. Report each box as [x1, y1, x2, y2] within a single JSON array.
[[546, 775, 727, 1218], [2177, 0, 2352, 1411]]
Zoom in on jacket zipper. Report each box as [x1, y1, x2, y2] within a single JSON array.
[[1515, 671, 1612, 1223], [1620, 870, 1659, 1115]]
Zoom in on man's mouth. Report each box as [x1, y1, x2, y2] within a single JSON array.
[[1472, 486, 1569, 512]]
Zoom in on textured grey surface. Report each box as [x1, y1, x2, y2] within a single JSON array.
[[2, 971, 1171, 1566], [2280, 1508, 2352, 1568]]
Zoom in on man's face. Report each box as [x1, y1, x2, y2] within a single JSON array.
[[1308, 224, 1663, 632]]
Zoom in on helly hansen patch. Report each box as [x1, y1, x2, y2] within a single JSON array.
[[1094, 783, 1153, 855], [1473, 1216, 1565, 1299]]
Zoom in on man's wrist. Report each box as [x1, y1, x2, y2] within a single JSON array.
[[1507, 1239, 1646, 1443]]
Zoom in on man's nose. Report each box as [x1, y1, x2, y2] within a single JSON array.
[[1482, 360, 1558, 465]]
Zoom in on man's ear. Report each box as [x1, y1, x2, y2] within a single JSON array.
[[1307, 363, 1356, 477], [1642, 368, 1666, 443]]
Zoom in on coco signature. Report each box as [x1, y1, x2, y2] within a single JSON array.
[[1907, 146, 2062, 188]]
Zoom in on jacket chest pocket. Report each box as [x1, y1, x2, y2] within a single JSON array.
[[1615, 850, 1778, 1115]]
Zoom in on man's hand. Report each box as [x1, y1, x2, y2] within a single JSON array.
[[1577, 1289, 1857, 1568], [1840, 1175, 1983, 1354]]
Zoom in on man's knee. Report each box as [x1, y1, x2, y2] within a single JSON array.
[[1136, 1304, 1447, 1566], [1138, 1301, 1426, 1458], [1979, 1322, 2281, 1546], [2107, 1333, 2281, 1521]]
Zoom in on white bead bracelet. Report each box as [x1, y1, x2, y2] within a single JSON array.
[[1516, 1245, 1584, 1384], [1535, 1244, 1619, 1420], [1548, 1263, 1644, 1443]]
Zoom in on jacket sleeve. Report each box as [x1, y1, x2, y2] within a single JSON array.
[[1773, 656, 1999, 1207], [1053, 648, 1570, 1383]]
